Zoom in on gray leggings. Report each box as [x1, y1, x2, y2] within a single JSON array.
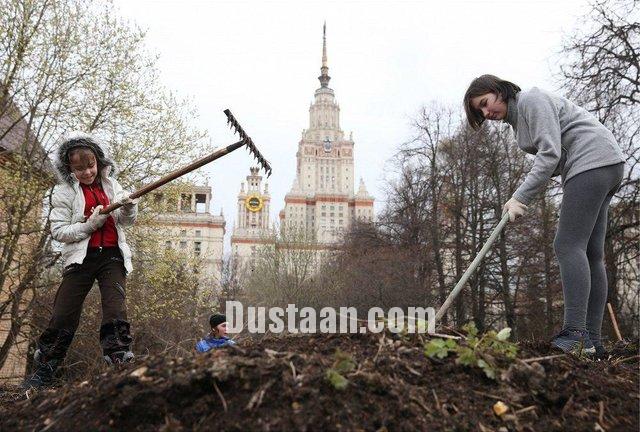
[[554, 162, 624, 343]]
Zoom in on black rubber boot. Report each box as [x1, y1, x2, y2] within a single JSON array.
[[20, 328, 74, 390], [100, 319, 134, 365], [20, 354, 60, 390]]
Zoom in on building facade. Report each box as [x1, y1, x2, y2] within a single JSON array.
[[230, 167, 274, 266], [153, 185, 226, 284], [279, 24, 374, 244]]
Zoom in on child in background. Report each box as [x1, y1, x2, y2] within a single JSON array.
[[196, 313, 236, 352], [463, 75, 625, 356], [22, 132, 138, 389]]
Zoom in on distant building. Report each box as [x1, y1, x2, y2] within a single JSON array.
[[279, 24, 374, 245], [153, 185, 225, 284], [230, 167, 274, 267]]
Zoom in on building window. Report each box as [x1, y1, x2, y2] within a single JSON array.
[[195, 194, 207, 213], [180, 194, 192, 212], [165, 240, 171, 249], [195, 230, 201, 237], [180, 229, 187, 237], [194, 241, 201, 256], [180, 241, 187, 249]]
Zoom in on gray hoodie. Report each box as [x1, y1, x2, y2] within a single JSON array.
[[504, 87, 625, 205]]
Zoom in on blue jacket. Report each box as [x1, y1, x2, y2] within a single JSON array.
[[195, 335, 236, 353]]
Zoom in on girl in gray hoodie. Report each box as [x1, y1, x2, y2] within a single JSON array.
[[463, 74, 625, 356]]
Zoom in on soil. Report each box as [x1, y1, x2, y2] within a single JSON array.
[[0, 333, 638, 431]]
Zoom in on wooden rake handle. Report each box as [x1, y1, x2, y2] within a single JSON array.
[[434, 212, 510, 323], [100, 139, 245, 214]]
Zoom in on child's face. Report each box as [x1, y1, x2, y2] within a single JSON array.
[[470, 92, 507, 121], [213, 322, 228, 338], [69, 149, 98, 185]]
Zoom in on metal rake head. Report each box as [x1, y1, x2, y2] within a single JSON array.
[[224, 109, 272, 177]]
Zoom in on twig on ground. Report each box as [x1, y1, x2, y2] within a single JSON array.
[[441, 326, 466, 338], [432, 389, 441, 411], [213, 381, 227, 413], [612, 355, 640, 366], [246, 380, 274, 410], [404, 363, 422, 377], [409, 395, 432, 413], [373, 334, 386, 364], [289, 361, 297, 381], [428, 332, 462, 340], [514, 405, 537, 415], [598, 401, 606, 428], [561, 394, 574, 418], [520, 354, 566, 363]]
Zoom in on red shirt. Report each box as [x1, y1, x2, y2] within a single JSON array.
[[81, 181, 118, 248]]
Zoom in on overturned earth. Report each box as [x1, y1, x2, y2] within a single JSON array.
[[0, 332, 638, 431]]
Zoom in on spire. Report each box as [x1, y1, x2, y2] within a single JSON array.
[[357, 177, 371, 198], [318, 22, 331, 88]]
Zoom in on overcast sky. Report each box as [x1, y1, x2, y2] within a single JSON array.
[[113, 0, 591, 247]]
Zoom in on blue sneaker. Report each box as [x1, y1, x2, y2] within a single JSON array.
[[551, 329, 596, 355]]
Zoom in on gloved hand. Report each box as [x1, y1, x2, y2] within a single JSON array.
[[119, 196, 139, 210], [503, 197, 528, 222], [85, 205, 109, 232]]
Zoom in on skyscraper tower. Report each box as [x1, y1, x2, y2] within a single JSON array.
[[280, 24, 374, 244]]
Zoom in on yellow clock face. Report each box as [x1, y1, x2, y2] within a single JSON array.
[[245, 195, 263, 212]]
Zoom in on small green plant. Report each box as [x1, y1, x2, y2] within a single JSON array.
[[424, 323, 518, 380], [325, 349, 356, 391]]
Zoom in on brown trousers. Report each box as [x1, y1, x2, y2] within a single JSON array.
[[39, 247, 129, 359], [48, 247, 128, 329]]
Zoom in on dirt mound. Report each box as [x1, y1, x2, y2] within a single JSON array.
[[1, 333, 638, 431]]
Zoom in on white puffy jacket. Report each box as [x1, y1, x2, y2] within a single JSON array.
[[50, 166, 137, 273]]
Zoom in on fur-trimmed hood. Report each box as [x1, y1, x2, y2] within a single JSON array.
[[54, 131, 116, 184]]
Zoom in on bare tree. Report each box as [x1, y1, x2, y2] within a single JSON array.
[[0, 0, 209, 375], [558, 0, 639, 335], [396, 103, 456, 319], [560, 0, 639, 121]]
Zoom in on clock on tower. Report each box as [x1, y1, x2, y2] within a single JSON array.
[[323, 137, 332, 153]]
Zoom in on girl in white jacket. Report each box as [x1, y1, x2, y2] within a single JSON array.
[[22, 132, 138, 389]]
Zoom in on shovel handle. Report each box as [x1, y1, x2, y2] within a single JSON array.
[[434, 212, 510, 323]]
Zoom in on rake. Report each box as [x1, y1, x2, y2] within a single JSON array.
[[434, 212, 510, 323], [100, 109, 272, 214]]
